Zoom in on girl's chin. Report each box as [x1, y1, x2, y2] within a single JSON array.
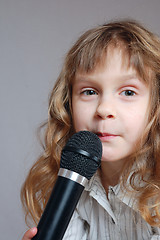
[[101, 156, 125, 163]]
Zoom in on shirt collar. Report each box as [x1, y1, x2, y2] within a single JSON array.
[[85, 170, 138, 211]]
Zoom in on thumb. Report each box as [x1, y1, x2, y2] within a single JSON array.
[[22, 227, 37, 240]]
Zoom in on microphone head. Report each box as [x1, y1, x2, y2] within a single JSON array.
[[60, 131, 102, 180]]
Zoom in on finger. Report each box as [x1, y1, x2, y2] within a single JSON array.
[[22, 227, 37, 240]]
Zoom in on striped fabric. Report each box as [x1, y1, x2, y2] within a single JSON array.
[[63, 172, 160, 240]]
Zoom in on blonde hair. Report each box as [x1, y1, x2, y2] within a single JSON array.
[[21, 19, 160, 227]]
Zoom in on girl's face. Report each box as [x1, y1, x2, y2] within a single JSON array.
[[72, 47, 150, 165]]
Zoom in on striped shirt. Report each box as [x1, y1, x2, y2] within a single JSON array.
[[63, 172, 160, 240]]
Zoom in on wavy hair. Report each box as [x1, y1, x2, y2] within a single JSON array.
[[21, 19, 160, 226]]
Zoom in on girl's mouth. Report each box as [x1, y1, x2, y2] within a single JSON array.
[[96, 132, 118, 141]]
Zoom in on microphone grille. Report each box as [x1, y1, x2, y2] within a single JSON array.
[[60, 131, 102, 180]]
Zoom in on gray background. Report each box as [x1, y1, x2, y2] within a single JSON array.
[[1, 0, 160, 239]]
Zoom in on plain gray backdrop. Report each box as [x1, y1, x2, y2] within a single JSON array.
[[1, 0, 160, 239]]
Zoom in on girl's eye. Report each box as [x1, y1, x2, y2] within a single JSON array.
[[121, 90, 136, 96], [82, 89, 97, 95]]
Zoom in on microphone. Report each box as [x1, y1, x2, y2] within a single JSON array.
[[32, 131, 102, 240]]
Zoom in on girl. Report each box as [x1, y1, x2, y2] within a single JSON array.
[[22, 19, 160, 239]]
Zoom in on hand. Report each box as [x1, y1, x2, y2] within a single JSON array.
[[22, 227, 37, 240]]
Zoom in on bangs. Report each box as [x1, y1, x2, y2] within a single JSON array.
[[65, 28, 111, 78], [65, 23, 157, 84]]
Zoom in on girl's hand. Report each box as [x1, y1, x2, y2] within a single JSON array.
[[22, 227, 37, 240]]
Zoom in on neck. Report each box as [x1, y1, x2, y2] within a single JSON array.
[[100, 160, 124, 188]]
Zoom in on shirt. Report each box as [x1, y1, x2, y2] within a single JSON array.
[[63, 172, 160, 240]]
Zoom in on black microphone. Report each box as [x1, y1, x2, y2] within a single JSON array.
[[32, 131, 102, 240]]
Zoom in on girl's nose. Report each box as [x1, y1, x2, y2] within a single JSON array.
[[96, 98, 116, 120]]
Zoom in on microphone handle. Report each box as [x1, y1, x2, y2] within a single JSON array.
[[32, 176, 84, 240]]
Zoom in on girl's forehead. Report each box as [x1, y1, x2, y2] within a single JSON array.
[[76, 46, 134, 77], [72, 43, 153, 86]]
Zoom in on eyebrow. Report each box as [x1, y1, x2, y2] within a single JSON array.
[[119, 74, 139, 81], [75, 73, 140, 82]]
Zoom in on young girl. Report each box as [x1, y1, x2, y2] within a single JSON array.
[[22, 19, 160, 240]]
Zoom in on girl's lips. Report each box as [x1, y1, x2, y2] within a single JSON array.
[[96, 132, 118, 140]]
